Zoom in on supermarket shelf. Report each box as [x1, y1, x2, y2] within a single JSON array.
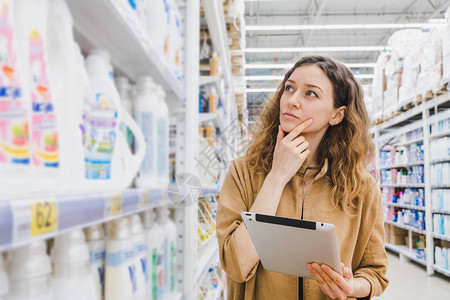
[[430, 130, 450, 140], [67, 0, 184, 101], [433, 265, 450, 277], [196, 232, 219, 284], [199, 113, 224, 131], [433, 209, 450, 214], [0, 188, 165, 252], [200, 187, 221, 197], [393, 137, 424, 147], [383, 202, 425, 211], [385, 243, 427, 266], [432, 233, 450, 242], [430, 157, 450, 164], [380, 183, 425, 188], [384, 220, 425, 235], [379, 161, 424, 170], [431, 184, 450, 189], [199, 76, 226, 102]]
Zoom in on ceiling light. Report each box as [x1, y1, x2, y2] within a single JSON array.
[[244, 63, 377, 69], [244, 46, 390, 53], [246, 88, 278, 93], [246, 23, 446, 31]]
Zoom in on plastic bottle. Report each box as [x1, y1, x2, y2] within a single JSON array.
[[84, 52, 145, 190], [209, 52, 218, 77], [15, 0, 60, 192], [128, 214, 148, 300], [134, 76, 159, 189], [89, 49, 114, 82], [0, 255, 8, 300], [155, 86, 170, 192], [115, 77, 134, 152], [144, 0, 170, 56], [50, 229, 98, 300], [208, 87, 218, 113], [167, 0, 182, 80], [85, 224, 106, 300], [105, 218, 136, 300], [0, 0, 31, 195], [7, 241, 53, 300], [46, 0, 84, 193], [142, 209, 165, 300], [155, 207, 177, 294]]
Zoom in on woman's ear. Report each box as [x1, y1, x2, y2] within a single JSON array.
[[329, 106, 346, 126]]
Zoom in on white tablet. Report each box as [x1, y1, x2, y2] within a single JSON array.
[[241, 212, 342, 279]]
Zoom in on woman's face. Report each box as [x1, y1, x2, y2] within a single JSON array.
[[279, 64, 340, 135]]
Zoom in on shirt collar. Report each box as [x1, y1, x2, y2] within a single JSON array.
[[297, 157, 329, 180]]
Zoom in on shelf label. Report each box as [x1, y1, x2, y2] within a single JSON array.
[[30, 199, 58, 236], [141, 190, 149, 209], [106, 193, 123, 217]]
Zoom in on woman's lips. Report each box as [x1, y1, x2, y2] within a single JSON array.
[[283, 112, 299, 119]]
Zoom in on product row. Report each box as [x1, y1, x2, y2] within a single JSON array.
[[379, 144, 424, 167], [431, 117, 450, 136], [197, 196, 217, 247], [432, 189, 450, 211], [199, 86, 222, 114], [384, 224, 426, 260], [431, 163, 450, 185], [397, 127, 424, 143], [0, 207, 178, 300], [382, 187, 425, 207], [435, 246, 450, 271], [197, 262, 224, 300], [433, 214, 450, 237], [430, 136, 450, 161], [385, 206, 426, 231], [380, 166, 424, 185]]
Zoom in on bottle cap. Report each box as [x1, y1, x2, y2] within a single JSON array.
[[129, 214, 144, 236], [108, 218, 131, 240], [85, 223, 105, 241], [89, 48, 111, 64], [51, 229, 90, 265]]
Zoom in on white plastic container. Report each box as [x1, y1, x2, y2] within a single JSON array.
[[0, 0, 31, 195], [105, 218, 136, 300], [144, 0, 169, 56], [85, 224, 106, 300], [7, 241, 53, 300], [142, 209, 166, 300], [50, 229, 98, 300], [115, 77, 134, 151], [46, 0, 84, 193], [89, 49, 114, 82], [155, 86, 170, 192], [84, 52, 145, 190], [134, 76, 159, 189], [156, 207, 177, 294], [15, 0, 60, 192], [128, 214, 148, 300], [0, 255, 8, 299], [167, 0, 182, 79]]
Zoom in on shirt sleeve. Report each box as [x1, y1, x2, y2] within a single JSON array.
[[216, 159, 260, 283], [353, 184, 389, 299]]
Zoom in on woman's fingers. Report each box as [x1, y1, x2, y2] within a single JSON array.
[[284, 119, 313, 142], [322, 264, 353, 296], [276, 125, 284, 145]]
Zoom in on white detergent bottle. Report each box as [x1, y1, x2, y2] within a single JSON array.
[[142, 209, 165, 300], [84, 52, 145, 191], [155, 86, 170, 193], [46, 0, 84, 193], [0, 0, 31, 196], [115, 77, 134, 151], [128, 214, 148, 300], [156, 206, 177, 294], [144, 0, 169, 56], [105, 218, 137, 300], [85, 224, 106, 300], [15, 0, 61, 192], [167, 0, 182, 79], [89, 49, 114, 82], [134, 76, 159, 189], [0, 255, 8, 300], [50, 229, 98, 300], [7, 241, 53, 300]]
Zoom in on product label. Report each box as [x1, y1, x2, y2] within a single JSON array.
[[30, 199, 58, 236], [157, 246, 164, 298], [29, 29, 59, 168], [89, 248, 106, 264], [0, 1, 29, 165], [136, 111, 155, 176], [157, 118, 168, 177], [106, 248, 137, 294], [83, 93, 118, 179]]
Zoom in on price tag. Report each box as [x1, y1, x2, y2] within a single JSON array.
[[30, 199, 58, 236], [109, 193, 123, 216], [141, 190, 149, 209]]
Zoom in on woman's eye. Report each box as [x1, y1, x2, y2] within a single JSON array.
[[306, 90, 318, 97], [285, 85, 294, 92]]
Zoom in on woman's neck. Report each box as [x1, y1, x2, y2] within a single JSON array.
[[302, 129, 327, 168]]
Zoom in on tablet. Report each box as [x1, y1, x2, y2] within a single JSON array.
[[241, 212, 342, 279]]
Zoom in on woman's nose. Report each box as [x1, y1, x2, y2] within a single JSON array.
[[286, 93, 301, 108]]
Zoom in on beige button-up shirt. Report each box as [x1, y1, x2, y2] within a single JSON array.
[[217, 156, 388, 299]]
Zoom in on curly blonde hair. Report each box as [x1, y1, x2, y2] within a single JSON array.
[[246, 55, 374, 211]]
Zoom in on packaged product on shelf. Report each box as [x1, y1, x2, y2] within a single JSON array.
[[432, 189, 450, 211], [155, 207, 177, 294], [142, 209, 166, 300], [85, 224, 106, 300], [430, 137, 450, 161], [115, 77, 134, 151], [50, 230, 98, 300], [430, 117, 450, 135], [15, 0, 62, 192], [209, 52, 219, 77], [84, 51, 145, 191], [382, 54, 401, 119], [105, 218, 137, 300], [431, 163, 450, 185], [199, 89, 209, 113], [0, 0, 31, 195], [0, 255, 8, 299], [134, 76, 159, 189], [168, 0, 183, 80], [204, 121, 215, 142], [142, 0, 170, 57], [208, 87, 218, 114], [128, 214, 148, 300], [155, 86, 170, 191], [89, 49, 114, 82], [435, 245, 450, 270], [7, 241, 53, 300], [372, 52, 389, 121]]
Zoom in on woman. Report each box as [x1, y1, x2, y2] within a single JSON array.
[[217, 55, 388, 300]]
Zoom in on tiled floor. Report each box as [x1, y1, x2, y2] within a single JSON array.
[[374, 251, 450, 299]]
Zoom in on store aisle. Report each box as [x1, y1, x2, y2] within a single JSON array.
[[374, 251, 450, 299]]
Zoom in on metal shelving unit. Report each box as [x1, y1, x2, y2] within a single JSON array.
[[383, 202, 426, 211], [380, 183, 425, 188], [384, 220, 426, 235], [379, 161, 425, 169]]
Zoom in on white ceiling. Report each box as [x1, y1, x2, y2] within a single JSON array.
[[244, 0, 450, 119]]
